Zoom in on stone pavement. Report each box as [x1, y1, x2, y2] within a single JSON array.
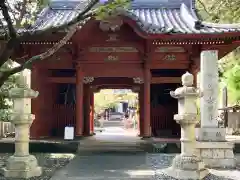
[[50, 127, 149, 180], [50, 153, 153, 180], [50, 127, 240, 180], [50, 153, 240, 180], [49, 130, 239, 180]]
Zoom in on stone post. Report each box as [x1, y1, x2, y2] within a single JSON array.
[[196, 50, 235, 169], [0, 72, 42, 178], [161, 72, 209, 180], [221, 86, 229, 129]]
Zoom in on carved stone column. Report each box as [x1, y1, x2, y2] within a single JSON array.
[[161, 72, 208, 180], [200, 50, 219, 128], [196, 50, 235, 169], [0, 73, 42, 178]]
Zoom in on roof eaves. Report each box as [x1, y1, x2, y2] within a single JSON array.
[[180, 4, 203, 30], [124, 9, 182, 34]]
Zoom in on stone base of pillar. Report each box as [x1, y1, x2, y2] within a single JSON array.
[[85, 132, 95, 136], [160, 154, 209, 180], [0, 155, 42, 179], [196, 127, 226, 141], [195, 141, 236, 169], [90, 132, 96, 136]]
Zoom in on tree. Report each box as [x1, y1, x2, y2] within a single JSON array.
[[94, 89, 137, 114], [197, 0, 240, 104], [0, 0, 130, 121], [0, 0, 49, 121], [0, 0, 130, 87], [0, 61, 23, 121], [223, 64, 240, 104], [196, 0, 240, 23]]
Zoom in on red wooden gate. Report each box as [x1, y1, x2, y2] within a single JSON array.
[[52, 104, 76, 136], [151, 104, 179, 137]]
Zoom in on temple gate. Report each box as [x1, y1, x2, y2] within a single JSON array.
[[12, 0, 240, 139]]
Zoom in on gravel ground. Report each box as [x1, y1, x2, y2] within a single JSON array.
[[147, 154, 240, 180], [0, 153, 75, 180]]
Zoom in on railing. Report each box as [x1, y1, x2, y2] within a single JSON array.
[[151, 105, 179, 137], [52, 104, 76, 136], [0, 121, 15, 138]]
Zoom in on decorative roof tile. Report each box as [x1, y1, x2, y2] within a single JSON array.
[[28, 0, 240, 34]]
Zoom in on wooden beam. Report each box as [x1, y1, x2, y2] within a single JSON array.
[[151, 77, 181, 84], [47, 77, 75, 83], [149, 63, 189, 69]]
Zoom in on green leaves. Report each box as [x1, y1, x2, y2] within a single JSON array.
[[196, 0, 240, 23], [196, 0, 240, 104], [223, 64, 240, 103], [0, 60, 26, 121], [95, 0, 130, 20]]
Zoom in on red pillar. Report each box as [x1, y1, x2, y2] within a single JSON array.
[[76, 67, 84, 136], [31, 67, 40, 138], [90, 91, 94, 135], [31, 67, 50, 139], [138, 88, 144, 136], [143, 67, 151, 138], [84, 84, 91, 136]]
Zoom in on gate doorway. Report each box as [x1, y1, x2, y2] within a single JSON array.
[[93, 89, 139, 136], [151, 83, 180, 138]]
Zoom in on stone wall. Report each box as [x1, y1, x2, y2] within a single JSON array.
[[195, 142, 235, 168]]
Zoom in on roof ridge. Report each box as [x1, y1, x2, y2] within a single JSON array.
[[201, 21, 240, 29], [49, 0, 85, 10], [131, 0, 193, 9]]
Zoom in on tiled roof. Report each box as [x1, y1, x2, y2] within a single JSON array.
[[25, 0, 240, 34]]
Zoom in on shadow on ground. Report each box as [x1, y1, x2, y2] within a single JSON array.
[[1, 139, 240, 154], [0, 141, 79, 153]]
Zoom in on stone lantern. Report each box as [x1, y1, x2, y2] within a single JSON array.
[[0, 72, 42, 178], [161, 72, 209, 179]]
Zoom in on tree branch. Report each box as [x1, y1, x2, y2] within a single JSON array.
[[9, 26, 77, 72], [0, 1, 19, 67], [196, 0, 212, 16], [0, 6, 92, 86], [5, 1, 20, 27], [0, 0, 98, 69], [0, 0, 17, 38], [0, 0, 123, 86], [13, 0, 28, 27]]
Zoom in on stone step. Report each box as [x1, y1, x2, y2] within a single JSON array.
[[78, 142, 145, 153], [78, 147, 143, 152], [79, 144, 142, 149]]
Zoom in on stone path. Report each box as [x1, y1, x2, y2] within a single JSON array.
[[50, 127, 240, 180], [50, 153, 240, 180], [50, 153, 152, 180]]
